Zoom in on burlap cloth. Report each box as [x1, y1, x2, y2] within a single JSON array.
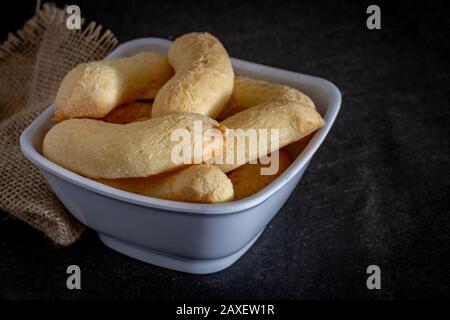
[[0, 4, 118, 245]]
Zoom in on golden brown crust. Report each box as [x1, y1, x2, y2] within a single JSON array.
[[216, 98, 325, 173], [101, 101, 153, 124], [97, 165, 234, 203], [217, 76, 316, 120], [228, 149, 292, 200], [284, 133, 314, 159], [43, 113, 226, 179], [152, 32, 234, 118], [48, 32, 325, 204], [54, 52, 173, 121]]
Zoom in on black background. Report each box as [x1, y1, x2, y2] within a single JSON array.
[[0, 0, 449, 299]]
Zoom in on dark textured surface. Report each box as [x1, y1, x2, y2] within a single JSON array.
[[1, 0, 449, 299]]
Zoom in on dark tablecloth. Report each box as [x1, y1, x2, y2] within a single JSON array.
[[1, 0, 449, 299]]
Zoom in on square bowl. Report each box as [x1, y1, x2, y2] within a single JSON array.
[[20, 38, 341, 274]]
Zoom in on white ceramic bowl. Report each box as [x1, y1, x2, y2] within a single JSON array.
[[20, 38, 341, 274]]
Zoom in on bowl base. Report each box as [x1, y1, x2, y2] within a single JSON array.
[[98, 230, 264, 274]]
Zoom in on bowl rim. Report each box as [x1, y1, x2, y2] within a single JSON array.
[[19, 37, 341, 215]]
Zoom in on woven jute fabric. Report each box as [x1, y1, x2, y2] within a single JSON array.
[[0, 4, 118, 245]]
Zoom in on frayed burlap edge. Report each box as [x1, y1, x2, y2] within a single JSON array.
[[0, 3, 118, 245]]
